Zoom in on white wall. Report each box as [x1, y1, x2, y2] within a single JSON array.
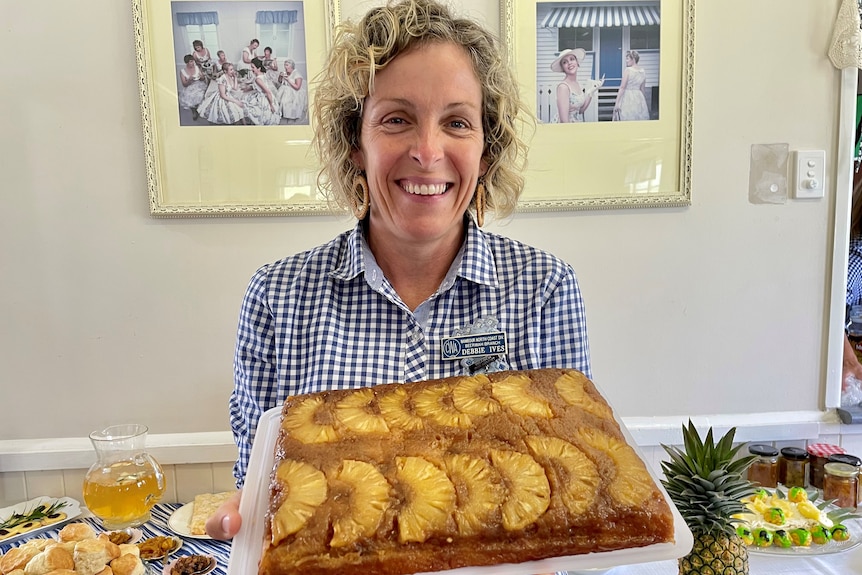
[[0, 0, 846, 448]]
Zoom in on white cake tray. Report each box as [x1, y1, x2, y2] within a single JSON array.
[[228, 395, 693, 575]]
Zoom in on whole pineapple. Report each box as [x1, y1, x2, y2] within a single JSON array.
[[661, 421, 757, 575]]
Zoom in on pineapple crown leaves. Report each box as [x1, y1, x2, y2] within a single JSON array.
[[660, 420, 758, 536]]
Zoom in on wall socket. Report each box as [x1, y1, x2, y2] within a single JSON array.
[[792, 150, 826, 199]]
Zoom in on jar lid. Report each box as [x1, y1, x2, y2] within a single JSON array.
[[828, 454, 862, 467], [825, 461, 860, 477], [748, 444, 779, 457], [808, 443, 845, 458], [780, 447, 809, 460]]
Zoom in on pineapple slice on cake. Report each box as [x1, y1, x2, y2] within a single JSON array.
[[577, 428, 655, 507], [490, 449, 551, 531], [394, 456, 456, 543], [413, 385, 472, 428], [282, 397, 339, 444], [661, 421, 757, 575], [491, 374, 553, 418], [553, 371, 613, 420], [330, 460, 392, 548], [525, 436, 600, 516], [378, 387, 426, 431], [450, 374, 500, 416], [271, 460, 328, 545], [334, 388, 390, 434], [443, 453, 505, 536]]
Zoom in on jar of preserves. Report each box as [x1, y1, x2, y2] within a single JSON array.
[[807, 443, 845, 489], [823, 461, 859, 509], [747, 444, 779, 487], [828, 454, 862, 507], [779, 447, 809, 488]]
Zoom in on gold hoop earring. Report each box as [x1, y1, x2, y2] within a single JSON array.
[[351, 174, 370, 220], [475, 178, 486, 227]]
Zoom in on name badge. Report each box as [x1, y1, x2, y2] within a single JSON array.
[[441, 332, 507, 361]]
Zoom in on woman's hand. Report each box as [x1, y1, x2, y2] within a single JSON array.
[[205, 489, 243, 539]]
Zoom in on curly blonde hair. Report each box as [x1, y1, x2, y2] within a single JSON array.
[[312, 0, 530, 219]]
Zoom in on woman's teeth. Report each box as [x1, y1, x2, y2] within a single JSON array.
[[403, 182, 447, 196]]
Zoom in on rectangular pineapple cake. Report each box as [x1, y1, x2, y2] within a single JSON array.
[[258, 368, 675, 575]]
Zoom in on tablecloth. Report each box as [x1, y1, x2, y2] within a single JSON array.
[[0, 503, 231, 574], [4, 504, 862, 575]]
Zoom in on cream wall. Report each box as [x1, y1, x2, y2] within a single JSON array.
[[0, 0, 848, 475]]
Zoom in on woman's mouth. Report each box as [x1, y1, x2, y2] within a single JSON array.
[[401, 182, 450, 196]]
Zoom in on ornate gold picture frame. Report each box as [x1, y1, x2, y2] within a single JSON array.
[[132, 0, 341, 216], [503, 0, 694, 211]]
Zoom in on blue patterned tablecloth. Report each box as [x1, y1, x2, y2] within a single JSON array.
[[0, 503, 232, 575]]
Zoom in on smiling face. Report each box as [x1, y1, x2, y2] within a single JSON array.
[[351, 41, 486, 249], [561, 53, 579, 74]]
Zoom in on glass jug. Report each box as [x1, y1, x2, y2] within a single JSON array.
[[82, 424, 166, 529]]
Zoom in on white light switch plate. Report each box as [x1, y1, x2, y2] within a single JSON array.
[[793, 150, 826, 199]]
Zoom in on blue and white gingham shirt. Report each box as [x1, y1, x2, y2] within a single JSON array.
[[229, 218, 591, 486], [848, 236, 862, 315]]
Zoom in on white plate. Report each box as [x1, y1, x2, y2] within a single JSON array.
[[747, 519, 862, 556], [227, 399, 694, 575], [0, 496, 81, 545], [168, 502, 212, 540]]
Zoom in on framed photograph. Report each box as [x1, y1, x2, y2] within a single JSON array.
[[132, 0, 341, 216], [502, 0, 694, 211]]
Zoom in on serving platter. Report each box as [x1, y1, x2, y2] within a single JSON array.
[[227, 403, 693, 575], [0, 496, 80, 545]]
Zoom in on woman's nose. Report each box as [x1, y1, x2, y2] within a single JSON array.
[[410, 127, 444, 167]]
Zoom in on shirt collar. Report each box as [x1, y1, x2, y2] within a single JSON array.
[[329, 217, 499, 290]]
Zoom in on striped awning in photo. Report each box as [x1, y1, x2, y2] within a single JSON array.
[[541, 4, 661, 28]]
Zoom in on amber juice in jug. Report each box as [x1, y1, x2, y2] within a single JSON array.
[[82, 424, 165, 529]]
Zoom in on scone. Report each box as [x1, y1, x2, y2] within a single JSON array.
[[22, 547, 74, 575], [0, 547, 40, 575], [109, 554, 145, 575], [57, 523, 96, 543], [72, 538, 119, 575]]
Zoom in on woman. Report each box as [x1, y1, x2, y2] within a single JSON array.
[[236, 38, 259, 76], [191, 40, 215, 80], [613, 50, 650, 121], [241, 58, 280, 125], [261, 46, 280, 85], [206, 0, 590, 542], [843, 170, 862, 389], [276, 58, 307, 121], [196, 62, 246, 125], [178, 54, 207, 121], [552, 48, 591, 123]]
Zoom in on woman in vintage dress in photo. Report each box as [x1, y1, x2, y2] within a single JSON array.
[[613, 50, 650, 121], [178, 54, 208, 120], [242, 58, 281, 125], [551, 48, 594, 123], [192, 40, 216, 80], [197, 62, 246, 125], [236, 38, 259, 76], [276, 58, 308, 121]]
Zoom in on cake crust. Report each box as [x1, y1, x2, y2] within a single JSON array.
[[258, 368, 674, 575]]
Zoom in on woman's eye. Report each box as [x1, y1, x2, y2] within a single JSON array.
[[449, 120, 468, 129]]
